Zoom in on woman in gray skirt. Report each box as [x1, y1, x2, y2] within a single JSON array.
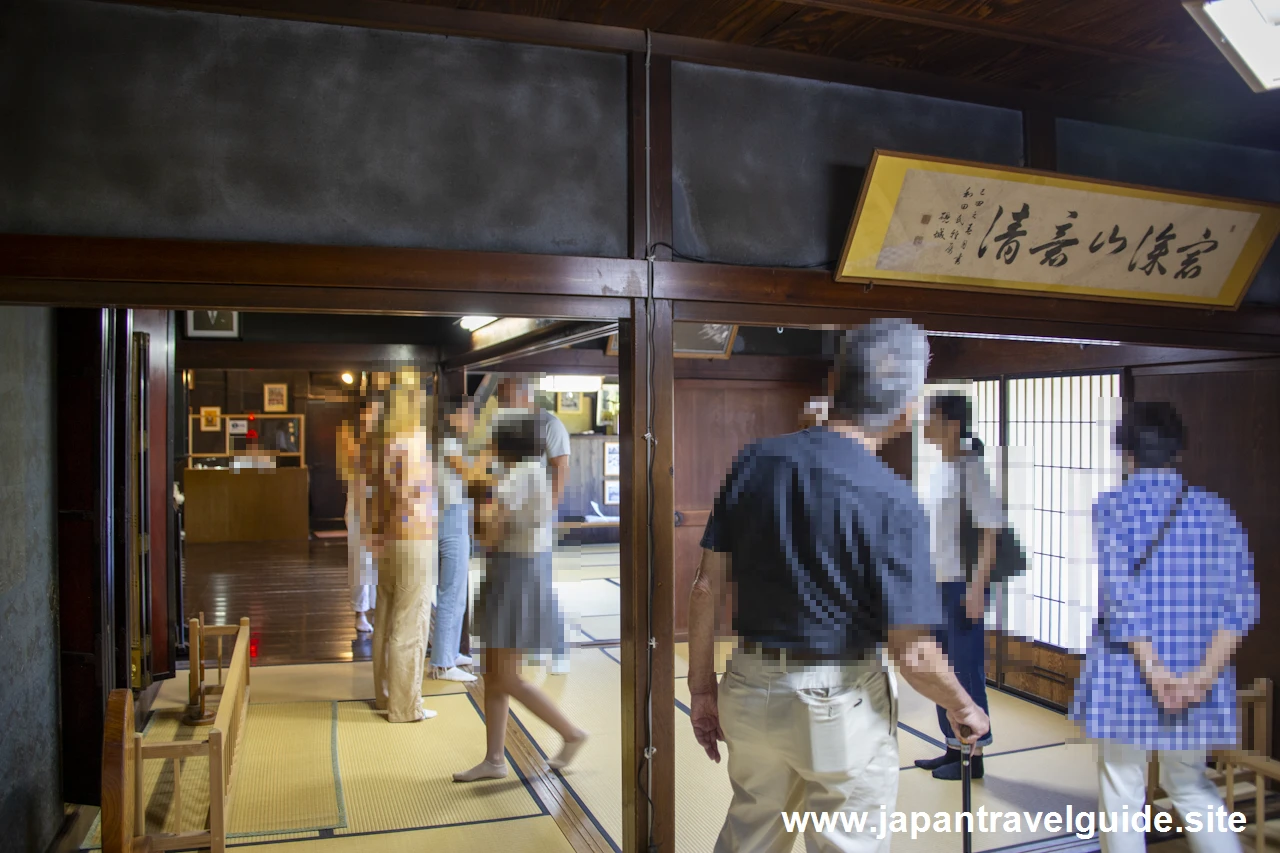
[[453, 414, 589, 782]]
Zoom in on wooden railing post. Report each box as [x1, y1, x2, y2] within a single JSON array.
[[208, 728, 226, 853]]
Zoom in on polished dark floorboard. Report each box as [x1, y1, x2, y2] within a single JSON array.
[[184, 539, 372, 665]]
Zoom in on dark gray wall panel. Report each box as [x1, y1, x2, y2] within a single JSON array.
[[1057, 119, 1280, 307], [0, 0, 627, 257], [671, 62, 1024, 268], [0, 308, 60, 853]]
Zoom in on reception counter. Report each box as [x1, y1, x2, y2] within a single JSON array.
[[183, 467, 310, 544]]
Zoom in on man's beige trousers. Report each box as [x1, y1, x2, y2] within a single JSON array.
[[371, 541, 435, 723], [714, 648, 900, 853]]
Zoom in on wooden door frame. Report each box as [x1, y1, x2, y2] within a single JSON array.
[[1, 268, 669, 853], [5, 233, 1280, 853]]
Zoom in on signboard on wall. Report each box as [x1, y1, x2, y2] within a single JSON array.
[[836, 151, 1280, 308]]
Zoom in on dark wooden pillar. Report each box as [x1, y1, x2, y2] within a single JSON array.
[[629, 52, 673, 262], [620, 297, 675, 853], [1022, 109, 1058, 171]]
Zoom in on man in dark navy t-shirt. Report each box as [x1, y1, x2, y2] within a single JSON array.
[[687, 319, 990, 853]]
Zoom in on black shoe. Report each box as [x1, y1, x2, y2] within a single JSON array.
[[932, 755, 983, 780], [913, 749, 960, 771]]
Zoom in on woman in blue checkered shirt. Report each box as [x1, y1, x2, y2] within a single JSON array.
[[1071, 402, 1259, 852]]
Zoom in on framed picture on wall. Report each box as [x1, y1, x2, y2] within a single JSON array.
[[597, 383, 620, 427], [604, 479, 621, 506], [186, 310, 240, 339], [263, 383, 289, 413], [603, 440, 620, 478], [199, 406, 222, 432], [558, 391, 582, 413]]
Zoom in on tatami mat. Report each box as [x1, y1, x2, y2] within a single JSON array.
[[504, 649, 625, 848], [513, 642, 1107, 853], [334, 693, 544, 835], [577, 615, 621, 642], [152, 661, 469, 713], [81, 702, 342, 849], [259, 814, 575, 852]]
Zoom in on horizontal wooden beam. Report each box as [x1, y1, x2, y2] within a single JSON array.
[[0, 235, 647, 298], [177, 341, 438, 370], [0, 279, 632, 319], [927, 338, 1264, 380], [493, 347, 618, 375], [6, 235, 1279, 349], [661, 264, 1280, 352], [443, 321, 617, 371], [485, 347, 827, 383], [1130, 356, 1280, 377]]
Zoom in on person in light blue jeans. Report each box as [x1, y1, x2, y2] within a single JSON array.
[[430, 396, 479, 683]]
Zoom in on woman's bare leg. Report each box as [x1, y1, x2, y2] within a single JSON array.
[[491, 648, 588, 769]]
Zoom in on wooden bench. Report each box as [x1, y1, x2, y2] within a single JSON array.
[[1146, 677, 1272, 841], [103, 617, 252, 853]]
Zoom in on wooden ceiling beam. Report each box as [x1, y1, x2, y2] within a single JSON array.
[[176, 341, 438, 370], [781, 0, 1227, 73], [0, 234, 647, 299]]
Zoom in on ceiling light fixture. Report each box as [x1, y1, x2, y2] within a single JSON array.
[[340, 372, 354, 385], [459, 316, 498, 332], [1184, 0, 1280, 92]]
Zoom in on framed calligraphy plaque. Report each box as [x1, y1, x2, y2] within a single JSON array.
[[836, 151, 1280, 308]]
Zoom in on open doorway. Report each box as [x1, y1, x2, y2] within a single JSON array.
[[667, 319, 1273, 852], [55, 303, 640, 853]]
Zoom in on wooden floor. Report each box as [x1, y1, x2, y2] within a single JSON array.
[[184, 539, 369, 665]]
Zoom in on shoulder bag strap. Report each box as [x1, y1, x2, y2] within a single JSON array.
[[1130, 484, 1188, 578]]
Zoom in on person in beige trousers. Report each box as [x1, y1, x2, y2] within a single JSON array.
[[362, 369, 438, 723]]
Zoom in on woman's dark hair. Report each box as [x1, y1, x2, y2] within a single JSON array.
[[929, 392, 984, 452], [492, 415, 541, 464], [1115, 401, 1185, 469], [438, 393, 469, 433]]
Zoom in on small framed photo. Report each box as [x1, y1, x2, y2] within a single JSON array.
[[199, 406, 222, 432], [603, 440, 620, 478], [227, 418, 249, 436], [186, 310, 240, 339], [558, 391, 582, 413], [605, 334, 619, 357], [604, 479, 621, 506], [263, 383, 289, 413]]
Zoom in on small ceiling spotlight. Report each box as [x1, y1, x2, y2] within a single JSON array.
[[340, 372, 354, 385]]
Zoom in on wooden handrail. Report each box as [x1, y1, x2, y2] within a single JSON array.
[[104, 617, 252, 853], [211, 619, 250, 737]]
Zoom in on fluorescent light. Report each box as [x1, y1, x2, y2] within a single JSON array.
[[1185, 0, 1280, 92], [927, 330, 1122, 346], [340, 372, 354, 385], [459, 316, 497, 332], [538, 375, 604, 394]]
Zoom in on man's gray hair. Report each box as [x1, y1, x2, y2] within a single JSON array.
[[830, 318, 930, 430]]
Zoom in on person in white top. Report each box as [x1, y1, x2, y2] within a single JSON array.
[[495, 378, 572, 674], [916, 392, 1004, 780], [453, 414, 588, 782]]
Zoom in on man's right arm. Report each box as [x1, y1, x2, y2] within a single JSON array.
[[879, 498, 989, 743], [887, 629, 988, 742]]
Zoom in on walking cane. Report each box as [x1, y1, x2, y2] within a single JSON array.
[[959, 724, 973, 853]]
